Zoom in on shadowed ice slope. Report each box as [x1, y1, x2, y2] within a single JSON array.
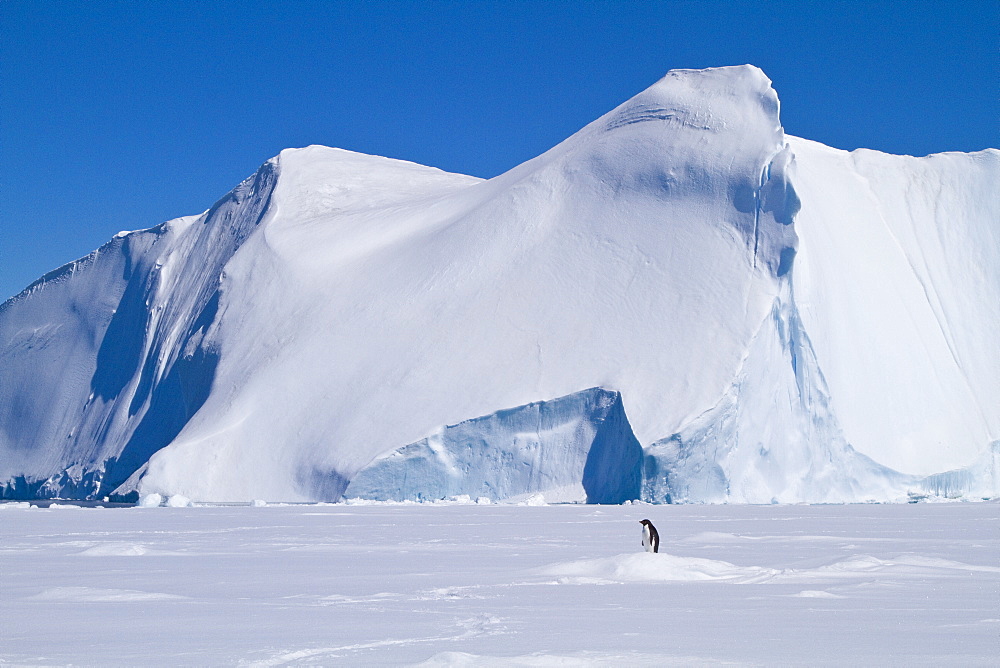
[[0, 162, 278, 498], [1, 65, 996, 502]]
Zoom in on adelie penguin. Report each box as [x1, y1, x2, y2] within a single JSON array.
[[640, 519, 659, 553]]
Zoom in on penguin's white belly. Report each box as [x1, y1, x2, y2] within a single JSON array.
[[642, 525, 654, 553]]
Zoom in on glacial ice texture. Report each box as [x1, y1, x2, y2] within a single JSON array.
[[344, 388, 643, 504], [1, 65, 997, 503]]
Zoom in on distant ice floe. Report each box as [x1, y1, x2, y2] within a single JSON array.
[[165, 494, 192, 507], [133, 493, 193, 507], [342, 493, 539, 507], [0, 501, 32, 510], [137, 493, 163, 507]]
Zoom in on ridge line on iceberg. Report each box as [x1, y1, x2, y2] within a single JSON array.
[[0, 157, 283, 500]]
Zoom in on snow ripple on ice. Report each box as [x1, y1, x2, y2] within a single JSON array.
[[538, 552, 778, 584], [30, 586, 186, 602], [317, 586, 489, 606], [243, 614, 505, 667], [537, 551, 1000, 586], [75, 542, 190, 557], [789, 590, 845, 599], [415, 650, 727, 667]]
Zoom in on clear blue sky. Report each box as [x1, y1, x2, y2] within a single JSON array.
[[2, 0, 997, 301]]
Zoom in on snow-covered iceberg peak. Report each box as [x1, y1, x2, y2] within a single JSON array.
[[552, 64, 801, 281]]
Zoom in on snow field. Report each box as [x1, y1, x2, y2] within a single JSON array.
[[1, 501, 997, 665]]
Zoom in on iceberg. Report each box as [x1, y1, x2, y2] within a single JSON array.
[[344, 388, 642, 504], [1, 65, 996, 503]]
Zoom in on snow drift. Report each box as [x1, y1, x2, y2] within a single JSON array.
[[1, 65, 997, 503]]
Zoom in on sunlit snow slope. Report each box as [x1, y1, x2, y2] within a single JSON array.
[[1, 65, 997, 503]]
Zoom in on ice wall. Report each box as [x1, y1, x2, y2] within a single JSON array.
[[0, 161, 278, 499], [787, 139, 1000, 476], [642, 283, 914, 504], [344, 388, 643, 503], [915, 441, 1000, 500]]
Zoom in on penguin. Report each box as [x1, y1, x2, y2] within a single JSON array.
[[640, 519, 659, 553]]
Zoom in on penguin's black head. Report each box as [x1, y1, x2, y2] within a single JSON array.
[[640, 519, 651, 526]]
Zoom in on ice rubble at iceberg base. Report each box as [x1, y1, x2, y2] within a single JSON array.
[[1, 65, 997, 505]]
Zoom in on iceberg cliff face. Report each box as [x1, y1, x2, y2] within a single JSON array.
[[0, 162, 277, 499], [1, 65, 996, 503], [642, 283, 914, 504], [344, 388, 642, 504], [787, 139, 1000, 477]]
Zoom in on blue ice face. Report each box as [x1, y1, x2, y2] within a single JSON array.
[[343, 387, 643, 504]]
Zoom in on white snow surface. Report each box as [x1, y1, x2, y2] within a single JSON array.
[[787, 137, 1000, 475], [1, 501, 997, 665], [0, 65, 997, 503]]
